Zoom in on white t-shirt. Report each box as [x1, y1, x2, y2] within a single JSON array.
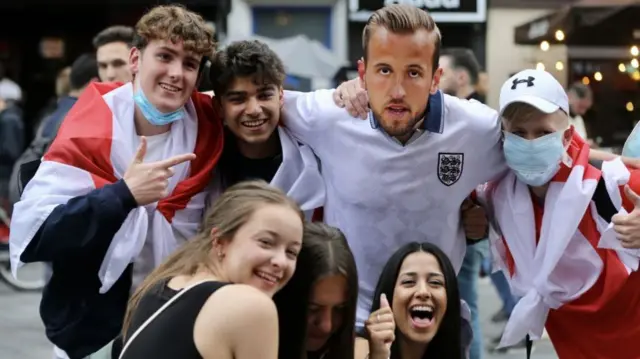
[[283, 89, 508, 327], [131, 131, 186, 292]]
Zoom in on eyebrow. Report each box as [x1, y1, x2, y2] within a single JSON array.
[[225, 86, 275, 97], [224, 90, 247, 97], [158, 46, 199, 63], [401, 271, 444, 279], [259, 230, 302, 248]]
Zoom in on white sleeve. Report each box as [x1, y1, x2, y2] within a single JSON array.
[[282, 89, 340, 147], [466, 100, 508, 183]]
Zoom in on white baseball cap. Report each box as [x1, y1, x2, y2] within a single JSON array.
[[499, 69, 569, 116]]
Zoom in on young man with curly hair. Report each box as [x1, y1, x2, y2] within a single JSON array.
[[9, 5, 222, 359], [209, 40, 325, 219]]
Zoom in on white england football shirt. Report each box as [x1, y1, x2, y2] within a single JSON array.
[[283, 89, 508, 328]]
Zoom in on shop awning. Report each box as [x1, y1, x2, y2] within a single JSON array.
[[514, 0, 638, 45]]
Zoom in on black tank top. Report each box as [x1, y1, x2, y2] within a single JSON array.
[[119, 280, 229, 359]]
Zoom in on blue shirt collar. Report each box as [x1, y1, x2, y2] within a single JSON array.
[[368, 90, 445, 134]]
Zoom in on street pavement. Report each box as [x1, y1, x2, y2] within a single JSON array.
[[0, 265, 558, 359]]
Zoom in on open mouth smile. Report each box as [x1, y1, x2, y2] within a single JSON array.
[[409, 304, 435, 329]]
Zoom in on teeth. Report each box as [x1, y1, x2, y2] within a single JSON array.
[[242, 120, 266, 128], [256, 271, 279, 283], [411, 305, 434, 312], [159, 83, 180, 92]]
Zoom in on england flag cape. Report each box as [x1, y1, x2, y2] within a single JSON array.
[[479, 134, 640, 348], [9, 82, 223, 293], [210, 126, 325, 218]]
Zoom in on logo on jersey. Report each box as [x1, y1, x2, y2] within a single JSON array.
[[437, 152, 464, 186]]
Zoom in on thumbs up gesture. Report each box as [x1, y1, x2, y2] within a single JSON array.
[[365, 293, 395, 359], [123, 136, 196, 206], [612, 185, 640, 249]]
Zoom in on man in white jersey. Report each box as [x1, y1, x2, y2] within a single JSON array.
[[282, 4, 505, 331]]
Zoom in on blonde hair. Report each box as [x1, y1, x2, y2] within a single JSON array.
[[362, 4, 442, 72], [501, 102, 546, 124], [133, 4, 215, 58], [122, 180, 303, 339]]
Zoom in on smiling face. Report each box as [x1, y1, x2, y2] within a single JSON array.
[[218, 204, 303, 297], [220, 76, 283, 145], [130, 39, 202, 113], [392, 251, 447, 344]]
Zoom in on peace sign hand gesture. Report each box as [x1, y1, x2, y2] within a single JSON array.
[[123, 136, 196, 206]]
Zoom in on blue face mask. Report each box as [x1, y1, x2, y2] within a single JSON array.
[[133, 86, 185, 126], [503, 131, 566, 186], [622, 124, 640, 158]]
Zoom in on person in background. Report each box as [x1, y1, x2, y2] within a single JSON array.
[[439, 48, 483, 103], [117, 180, 304, 359], [0, 62, 22, 105], [94, 25, 135, 83], [275, 222, 358, 359], [357, 242, 462, 359], [567, 82, 593, 142], [476, 72, 489, 103], [438, 47, 487, 359], [0, 82, 24, 215], [38, 54, 98, 139], [7, 54, 99, 206]]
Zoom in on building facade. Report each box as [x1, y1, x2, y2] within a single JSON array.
[[226, 0, 349, 89]]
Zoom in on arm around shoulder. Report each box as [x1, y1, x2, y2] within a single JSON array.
[[282, 89, 342, 146], [194, 284, 279, 359]]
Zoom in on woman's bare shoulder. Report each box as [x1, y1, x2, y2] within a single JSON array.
[[194, 284, 278, 357]]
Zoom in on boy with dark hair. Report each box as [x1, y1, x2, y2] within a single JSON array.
[[209, 40, 324, 218]]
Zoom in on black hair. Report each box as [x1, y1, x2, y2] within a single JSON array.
[[440, 48, 481, 85], [92, 25, 134, 49], [69, 53, 98, 90], [208, 40, 285, 97], [370, 242, 462, 359]]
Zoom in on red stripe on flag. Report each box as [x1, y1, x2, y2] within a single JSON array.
[[44, 82, 119, 188], [43, 82, 224, 222], [158, 92, 223, 222]]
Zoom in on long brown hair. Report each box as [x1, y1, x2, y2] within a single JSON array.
[[274, 222, 358, 359], [122, 180, 303, 339]]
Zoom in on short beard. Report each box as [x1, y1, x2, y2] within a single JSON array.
[[372, 110, 426, 139]]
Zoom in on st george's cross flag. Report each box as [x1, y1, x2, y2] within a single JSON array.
[[9, 82, 223, 293], [480, 133, 640, 357]]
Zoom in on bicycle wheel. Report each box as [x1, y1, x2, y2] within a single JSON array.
[[0, 252, 45, 292]]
